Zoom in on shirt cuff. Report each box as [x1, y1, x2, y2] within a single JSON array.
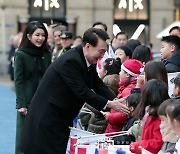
[[103, 98, 117, 110], [103, 100, 109, 110]]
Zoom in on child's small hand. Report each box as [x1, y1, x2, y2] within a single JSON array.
[[103, 112, 110, 120]]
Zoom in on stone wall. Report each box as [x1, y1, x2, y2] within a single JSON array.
[[66, 0, 114, 38], [0, 0, 29, 75], [150, 0, 174, 51]]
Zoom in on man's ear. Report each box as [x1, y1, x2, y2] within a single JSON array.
[[171, 44, 176, 53], [84, 43, 91, 51]]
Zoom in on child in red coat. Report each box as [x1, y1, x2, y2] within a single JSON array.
[[104, 59, 143, 133], [130, 79, 169, 154]]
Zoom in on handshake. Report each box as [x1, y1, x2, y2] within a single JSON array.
[[106, 97, 130, 114]]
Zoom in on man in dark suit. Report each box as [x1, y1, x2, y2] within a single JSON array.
[[21, 28, 129, 154]]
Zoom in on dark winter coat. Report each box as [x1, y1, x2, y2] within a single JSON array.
[[113, 115, 136, 145], [163, 50, 180, 73], [14, 48, 51, 154], [21, 45, 116, 154]]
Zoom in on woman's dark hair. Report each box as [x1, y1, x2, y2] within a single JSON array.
[[144, 61, 168, 85], [158, 99, 175, 116], [82, 28, 109, 47], [166, 100, 180, 121], [19, 21, 48, 52], [132, 45, 150, 64], [135, 79, 169, 120], [127, 93, 141, 108]]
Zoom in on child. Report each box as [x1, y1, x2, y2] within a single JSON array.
[[129, 79, 170, 154], [157, 99, 179, 154], [160, 35, 180, 73], [114, 45, 132, 63], [79, 74, 120, 133], [173, 73, 180, 99], [166, 101, 180, 154], [126, 39, 141, 52], [104, 59, 143, 133], [135, 61, 168, 89], [129, 61, 168, 142], [87, 74, 120, 134], [132, 45, 151, 65], [113, 92, 141, 145], [98, 58, 121, 79]]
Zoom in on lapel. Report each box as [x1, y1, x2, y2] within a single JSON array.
[[76, 46, 94, 88]]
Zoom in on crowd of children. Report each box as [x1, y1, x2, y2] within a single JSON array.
[[75, 23, 180, 154], [12, 20, 180, 154]]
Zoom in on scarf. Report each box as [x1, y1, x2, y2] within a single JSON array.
[[20, 42, 45, 98], [118, 76, 137, 94]]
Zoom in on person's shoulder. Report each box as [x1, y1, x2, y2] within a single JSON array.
[[62, 45, 83, 61], [14, 49, 27, 57], [53, 46, 83, 66], [167, 49, 180, 60]]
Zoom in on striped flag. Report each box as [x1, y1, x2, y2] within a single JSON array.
[[77, 145, 99, 154]]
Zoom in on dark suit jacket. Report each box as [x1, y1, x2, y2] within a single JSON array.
[[21, 45, 116, 154]]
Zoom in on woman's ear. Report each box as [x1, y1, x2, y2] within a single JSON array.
[[27, 34, 30, 40], [129, 106, 134, 112]]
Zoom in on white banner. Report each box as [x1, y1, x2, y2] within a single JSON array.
[[168, 72, 180, 97]]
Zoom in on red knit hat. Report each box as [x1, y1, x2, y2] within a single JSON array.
[[121, 59, 143, 76]]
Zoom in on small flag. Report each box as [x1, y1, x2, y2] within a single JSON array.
[[77, 145, 98, 154], [139, 146, 152, 154]]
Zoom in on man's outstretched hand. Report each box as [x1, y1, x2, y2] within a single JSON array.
[[107, 98, 130, 114]]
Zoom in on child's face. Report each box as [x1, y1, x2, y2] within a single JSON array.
[[119, 69, 128, 80], [160, 115, 167, 128], [160, 41, 175, 59], [99, 65, 107, 79], [167, 115, 180, 136], [114, 49, 129, 63], [173, 84, 180, 97]]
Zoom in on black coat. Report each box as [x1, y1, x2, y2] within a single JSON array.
[[113, 115, 136, 145], [163, 50, 180, 73], [21, 45, 116, 154]]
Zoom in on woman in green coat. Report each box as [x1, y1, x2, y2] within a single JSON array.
[[14, 21, 51, 154]]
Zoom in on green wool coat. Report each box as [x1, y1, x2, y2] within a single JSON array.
[[14, 50, 51, 154]]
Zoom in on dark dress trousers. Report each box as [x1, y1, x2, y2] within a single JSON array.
[[21, 45, 116, 154]]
